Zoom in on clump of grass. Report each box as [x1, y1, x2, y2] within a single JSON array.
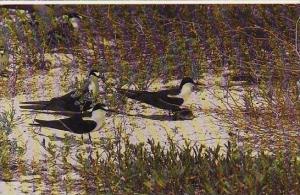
[[0, 105, 25, 182], [217, 76, 300, 153], [0, 105, 18, 135], [42, 136, 299, 194]]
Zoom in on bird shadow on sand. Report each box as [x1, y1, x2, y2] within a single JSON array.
[[32, 131, 73, 143], [127, 113, 174, 121]]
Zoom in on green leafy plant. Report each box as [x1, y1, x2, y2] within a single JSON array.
[[47, 137, 299, 194], [0, 106, 25, 182], [0, 105, 18, 135]]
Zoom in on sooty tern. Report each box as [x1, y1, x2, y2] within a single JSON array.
[[118, 77, 198, 114], [20, 69, 101, 112], [31, 103, 108, 142]]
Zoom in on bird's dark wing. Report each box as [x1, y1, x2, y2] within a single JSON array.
[[59, 114, 97, 134], [33, 119, 68, 131], [157, 88, 184, 106], [20, 90, 93, 112], [158, 87, 180, 95], [52, 91, 78, 101], [20, 102, 82, 112], [33, 114, 97, 134], [80, 111, 93, 118], [117, 88, 147, 100], [117, 88, 182, 111], [20, 100, 82, 112], [26, 110, 81, 117], [153, 96, 183, 111], [50, 90, 93, 112], [20, 91, 76, 105]]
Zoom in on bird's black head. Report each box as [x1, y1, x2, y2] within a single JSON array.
[[92, 103, 108, 111], [89, 69, 101, 78], [67, 12, 81, 20], [180, 77, 196, 88]]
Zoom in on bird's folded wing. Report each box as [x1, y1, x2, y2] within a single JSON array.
[[156, 97, 182, 111], [160, 95, 184, 106], [58, 114, 96, 133]]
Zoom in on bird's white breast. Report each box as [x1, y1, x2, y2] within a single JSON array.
[[88, 76, 99, 95], [167, 83, 193, 104], [92, 110, 106, 131], [180, 83, 193, 98], [88, 82, 96, 93]]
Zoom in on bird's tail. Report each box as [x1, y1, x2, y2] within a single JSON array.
[[31, 119, 66, 131], [20, 100, 50, 105], [19, 104, 48, 111], [27, 110, 80, 117]]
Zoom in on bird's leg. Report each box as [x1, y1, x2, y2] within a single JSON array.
[[88, 133, 93, 144], [81, 134, 84, 142], [41, 138, 46, 147]]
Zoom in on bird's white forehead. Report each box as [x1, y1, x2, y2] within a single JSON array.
[[86, 107, 93, 112], [90, 71, 100, 77]]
